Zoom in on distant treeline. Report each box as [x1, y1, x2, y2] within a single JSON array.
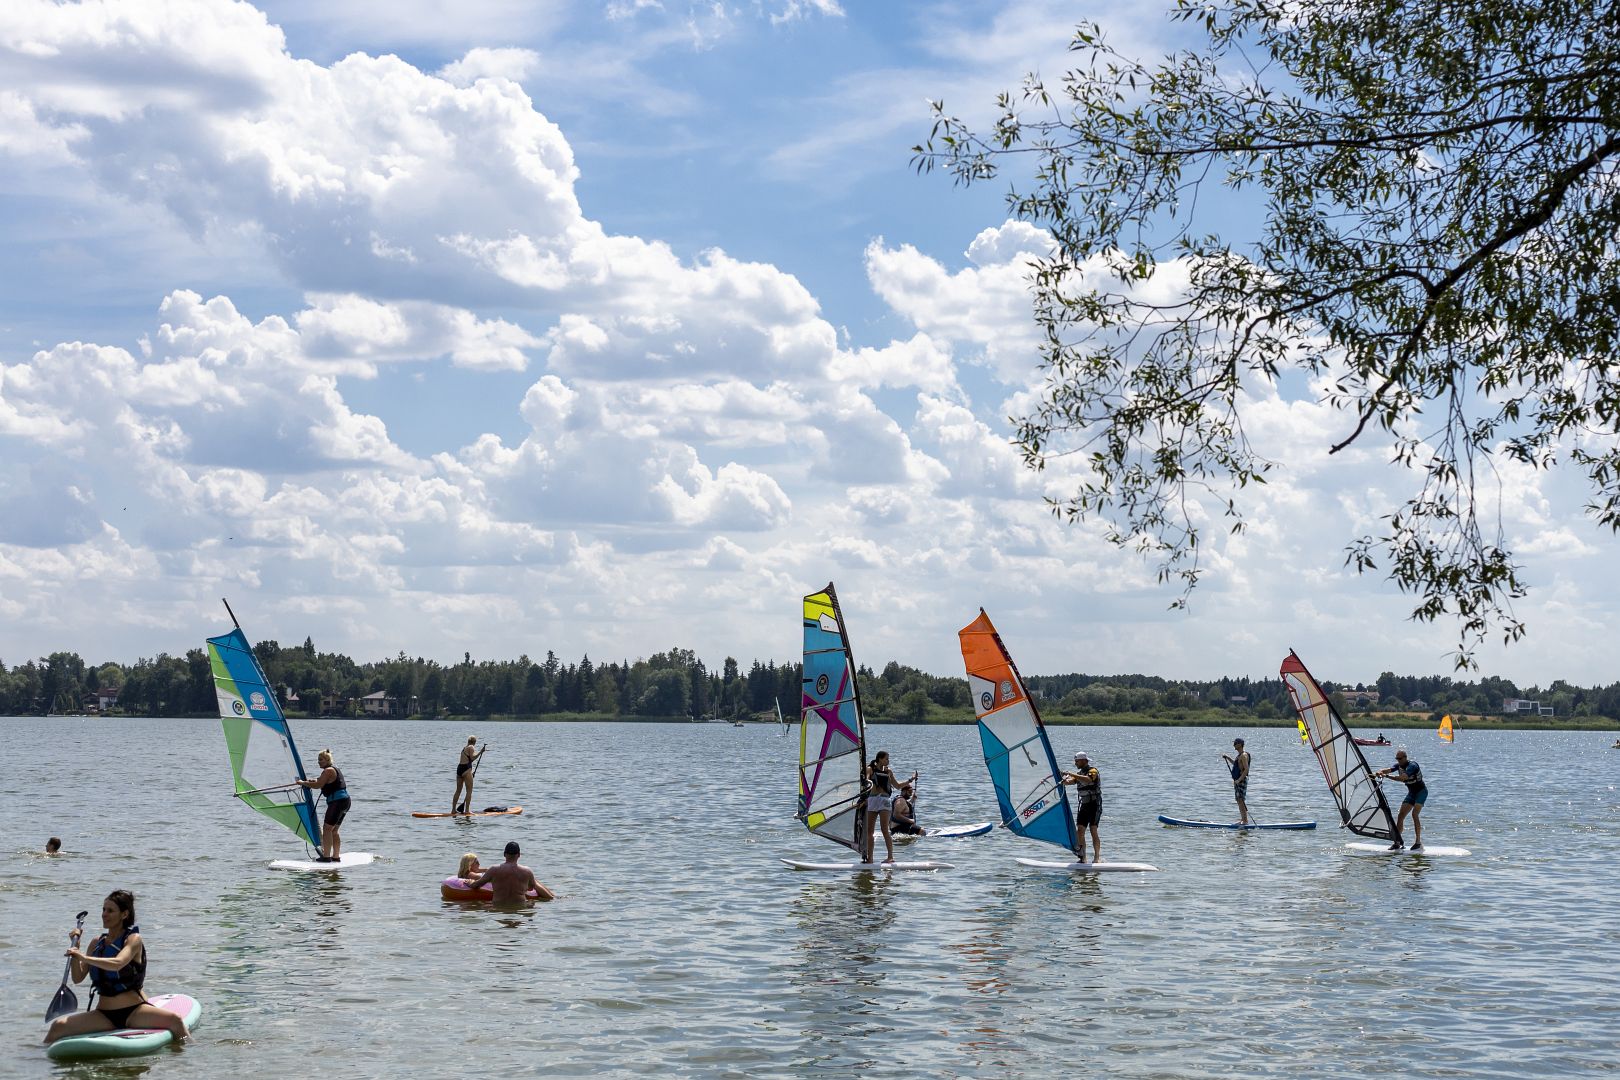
[[3, 644, 1618, 724]]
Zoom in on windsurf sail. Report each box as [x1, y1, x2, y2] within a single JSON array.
[[775, 696, 788, 735], [1437, 714, 1455, 742], [1280, 650, 1397, 840], [798, 584, 868, 853], [959, 610, 1078, 853], [209, 602, 320, 848]]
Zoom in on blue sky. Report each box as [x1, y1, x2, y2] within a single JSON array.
[[0, 0, 1614, 687]]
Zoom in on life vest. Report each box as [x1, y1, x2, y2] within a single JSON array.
[[89, 926, 145, 996]]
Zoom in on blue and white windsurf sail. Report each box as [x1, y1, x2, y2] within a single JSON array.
[[959, 609, 1078, 853], [798, 584, 868, 852], [208, 603, 321, 847]]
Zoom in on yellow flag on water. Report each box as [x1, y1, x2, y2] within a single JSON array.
[[1297, 719, 1309, 744], [1438, 714, 1455, 742]]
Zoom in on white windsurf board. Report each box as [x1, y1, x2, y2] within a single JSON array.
[[1014, 856, 1159, 873], [780, 858, 954, 871], [269, 851, 377, 871], [1345, 842, 1470, 857]]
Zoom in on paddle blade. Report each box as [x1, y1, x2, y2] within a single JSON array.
[[44, 982, 77, 1024]]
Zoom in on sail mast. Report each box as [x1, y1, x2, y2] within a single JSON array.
[[1279, 650, 1398, 840]]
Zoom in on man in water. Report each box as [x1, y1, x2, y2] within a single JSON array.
[[890, 781, 924, 835], [1061, 752, 1102, 863], [1222, 738, 1251, 825], [466, 841, 554, 903], [1375, 748, 1426, 850], [45, 836, 61, 854]]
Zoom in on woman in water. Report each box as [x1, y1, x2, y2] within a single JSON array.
[[44, 890, 189, 1045], [455, 852, 483, 882], [453, 736, 481, 814], [861, 751, 917, 863], [296, 748, 350, 863]]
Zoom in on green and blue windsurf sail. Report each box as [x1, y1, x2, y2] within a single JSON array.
[[208, 611, 320, 847], [798, 584, 867, 853], [959, 609, 1078, 852]]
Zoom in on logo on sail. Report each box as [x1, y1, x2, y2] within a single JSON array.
[[231, 699, 246, 716], [816, 673, 829, 696], [980, 691, 993, 711], [999, 679, 1015, 701]]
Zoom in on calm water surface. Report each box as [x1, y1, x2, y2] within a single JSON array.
[[2, 718, 1617, 1078]]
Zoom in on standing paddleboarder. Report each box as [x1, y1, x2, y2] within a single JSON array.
[[1222, 738, 1251, 825], [453, 736, 483, 814]]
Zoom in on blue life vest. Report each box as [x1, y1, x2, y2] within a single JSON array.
[[89, 925, 145, 996]]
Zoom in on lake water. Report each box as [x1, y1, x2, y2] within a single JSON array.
[[2, 718, 1617, 1078]]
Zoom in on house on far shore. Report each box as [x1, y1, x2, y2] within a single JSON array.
[[1410, 699, 1428, 710], [81, 688, 120, 713], [359, 691, 419, 717], [1503, 697, 1554, 716]]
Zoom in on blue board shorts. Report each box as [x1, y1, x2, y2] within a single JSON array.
[[1403, 788, 1428, 806]]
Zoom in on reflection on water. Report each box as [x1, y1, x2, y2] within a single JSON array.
[[3, 717, 1620, 1078]]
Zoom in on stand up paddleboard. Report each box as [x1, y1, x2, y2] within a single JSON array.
[[923, 821, 993, 838], [1014, 856, 1160, 873], [1345, 842, 1470, 857], [46, 993, 201, 1061], [411, 806, 523, 819], [780, 859, 954, 871], [270, 851, 377, 871], [1158, 815, 1317, 830]]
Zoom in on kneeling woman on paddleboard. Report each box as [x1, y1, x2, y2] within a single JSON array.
[[44, 891, 188, 1046], [296, 749, 350, 863]]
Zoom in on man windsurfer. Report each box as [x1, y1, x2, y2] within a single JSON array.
[[1375, 748, 1426, 850], [465, 841, 554, 903], [1060, 752, 1102, 863], [1222, 738, 1251, 825]]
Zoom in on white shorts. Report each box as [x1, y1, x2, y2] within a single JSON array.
[[866, 795, 893, 813]]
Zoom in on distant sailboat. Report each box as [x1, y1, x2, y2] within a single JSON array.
[[1437, 714, 1455, 742], [775, 696, 788, 736]]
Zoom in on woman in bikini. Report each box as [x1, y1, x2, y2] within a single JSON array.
[[44, 890, 189, 1045], [453, 736, 481, 814], [861, 751, 917, 863]]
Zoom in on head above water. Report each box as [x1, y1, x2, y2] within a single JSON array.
[[504, 841, 520, 859], [467, 735, 477, 745], [457, 852, 480, 877], [45, 836, 61, 853]]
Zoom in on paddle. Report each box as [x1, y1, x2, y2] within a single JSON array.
[[44, 910, 89, 1024]]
